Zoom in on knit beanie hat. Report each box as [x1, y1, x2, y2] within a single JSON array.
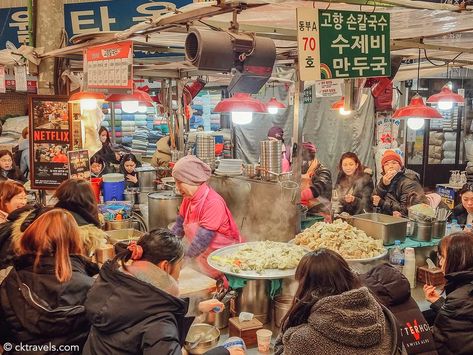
[[172, 155, 211, 185], [381, 150, 403, 171], [268, 127, 284, 140]]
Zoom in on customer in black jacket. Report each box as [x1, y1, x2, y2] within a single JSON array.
[[0, 209, 98, 354], [300, 142, 332, 217], [373, 150, 426, 217], [362, 263, 437, 355], [423, 232, 473, 355], [83, 229, 239, 355], [451, 183, 473, 227], [335, 152, 374, 215]]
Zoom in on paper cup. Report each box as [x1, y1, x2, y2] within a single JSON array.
[[256, 329, 272, 353]]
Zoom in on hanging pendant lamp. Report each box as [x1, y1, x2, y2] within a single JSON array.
[[331, 97, 351, 116], [393, 49, 442, 130], [266, 97, 286, 114], [427, 84, 464, 110], [106, 90, 154, 114], [69, 91, 106, 111], [213, 93, 267, 125]]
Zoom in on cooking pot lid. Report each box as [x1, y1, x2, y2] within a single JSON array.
[[136, 166, 157, 172], [149, 191, 182, 200]]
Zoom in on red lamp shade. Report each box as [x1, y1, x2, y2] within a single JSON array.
[[393, 94, 443, 119], [266, 97, 286, 109], [69, 91, 105, 102], [331, 97, 345, 110], [213, 93, 267, 113], [106, 90, 154, 104], [427, 85, 464, 105]]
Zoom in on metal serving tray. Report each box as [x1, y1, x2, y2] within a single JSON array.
[[350, 213, 408, 246]]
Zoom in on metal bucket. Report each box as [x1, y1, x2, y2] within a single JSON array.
[[274, 296, 293, 328], [432, 220, 446, 239], [411, 221, 433, 242], [148, 192, 183, 230]]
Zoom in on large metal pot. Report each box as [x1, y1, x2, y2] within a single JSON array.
[[235, 279, 271, 324], [136, 166, 157, 190], [148, 192, 183, 230]]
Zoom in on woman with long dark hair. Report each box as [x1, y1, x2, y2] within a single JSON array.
[[90, 154, 111, 178], [53, 178, 107, 256], [335, 152, 374, 215], [119, 153, 142, 188], [424, 233, 473, 354], [0, 150, 25, 183], [274, 249, 399, 355], [83, 228, 237, 355], [0, 209, 98, 351], [95, 126, 119, 165]]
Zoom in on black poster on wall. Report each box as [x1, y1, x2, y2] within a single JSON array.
[[29, 95, 72, 190]]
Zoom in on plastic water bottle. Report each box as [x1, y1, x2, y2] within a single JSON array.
[[451, 219, 461, 233], [446, 222, 452, 236], [403, 247, 416, 288], [389, 240, 405, 272]]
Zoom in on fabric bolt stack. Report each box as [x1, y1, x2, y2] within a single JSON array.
[[429, 132, 445, 164], [442, 132, 457, 164]]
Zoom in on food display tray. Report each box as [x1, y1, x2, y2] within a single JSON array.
[[207, 242, 305, 280]]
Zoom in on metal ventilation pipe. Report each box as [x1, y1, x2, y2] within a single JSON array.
[[185, 28, 235, 72]]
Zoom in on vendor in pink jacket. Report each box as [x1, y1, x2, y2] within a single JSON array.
[[171, 155, 242, 278]]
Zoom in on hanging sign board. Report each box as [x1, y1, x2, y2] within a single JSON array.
[[296, 8, 321, 81], [296, 8, 390, 80], [14, 65, 27, 92], [318, 9, 391, 79], [315, 79, 343, 98], [83, 41, 133, 93], [303, 87, 313, 103], [68, 150, 91, 180], [29, 96, 72, 190]]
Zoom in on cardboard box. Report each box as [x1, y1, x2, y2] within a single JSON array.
[[228, 317, 263, 347]]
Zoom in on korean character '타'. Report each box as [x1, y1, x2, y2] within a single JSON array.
[[333, 58, 350, 77]]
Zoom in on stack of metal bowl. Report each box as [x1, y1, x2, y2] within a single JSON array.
[[260, 140, 281, 181], [196, 134, 216, 169]]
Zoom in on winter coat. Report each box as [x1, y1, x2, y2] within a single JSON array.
[[83, 260, 228, 355], [306, 163, 332, 215], [429, 270, 473, 355], [335, 168, 374, 215], [95, 143, 118, 165], [451, 204, 469, 227], [0, 167, 26, 183], [375, 169, 426, 216], [0, 254, 98, 354], [274, 287, 399, 355], [362, 263, 437, 355]]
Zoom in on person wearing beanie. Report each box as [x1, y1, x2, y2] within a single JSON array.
[[267, 126, 291, 173], [300, 142, 332, 219], [171, 155, 242, 278], [373, 150, 426, 216]]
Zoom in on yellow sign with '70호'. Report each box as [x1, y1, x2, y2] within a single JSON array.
[[296, 8, 321, 81]]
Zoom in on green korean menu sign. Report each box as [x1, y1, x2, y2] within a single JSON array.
[[319, 9, 390, 79], [297, 8, 391, 80]]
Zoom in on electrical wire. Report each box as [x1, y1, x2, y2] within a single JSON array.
[[416, 47, 421, 93], [423, 48, 463, 67], [198, 20, 223, 32]]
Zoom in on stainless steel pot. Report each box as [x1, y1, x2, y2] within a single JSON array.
[[148, 192, 183, 230], [411, 220, 433, 242], [104, 219, 133, 231], [235, 279, 271, 324], [274, 295, 293, 328], [136, 166, 157, 190], [432, 220, 446, 239]]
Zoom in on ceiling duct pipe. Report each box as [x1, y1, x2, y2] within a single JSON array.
[[185, 28, 276, 94]]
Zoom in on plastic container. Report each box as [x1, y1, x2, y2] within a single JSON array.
[[389, 240, 404, 272], [90, 178, 102, 203], [102, 173, 125, 202], [256, 329, 272, 353], [402, 247, 416, 289]]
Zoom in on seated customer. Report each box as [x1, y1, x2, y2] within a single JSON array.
[[83, 228, 238, 355], [423, 233, 473, 355], [119, 153, 142, 188], [0, 209, 98, 351], [451, 183, 473, 227], [362, 263, 437, 354], [0, 181, 27, 224], [373, 150, 426, 217], [90, 154, 112, 178], [274, 249, 401, 355]]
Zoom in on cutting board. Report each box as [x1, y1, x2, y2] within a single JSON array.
[[179, 267, 216, 297]]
